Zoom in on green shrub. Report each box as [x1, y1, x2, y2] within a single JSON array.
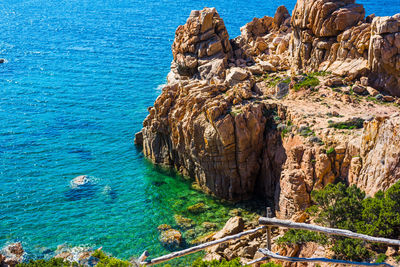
[[376, 253, 388, 263], [394, 255, 400, 262], [92, 250, 130, 267], [191, 258, 246, 267], [331, 238, 372, 261], [325, 147, 335, 155], [328, 118, 364, 130], [299, 126, 313, 137], [277, 229, 328, 245], [263, 75, 290, 88], [17, 259, 78, 267], [294, 74, 320, 91], [308, 181, 400, 261], [309, 182, 365, 230], [360, 184, 400, 238]]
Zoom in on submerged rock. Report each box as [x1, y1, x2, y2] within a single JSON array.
[[157, 224, 172, 231], [159, 229, 182, 248], [202, 222, 218, 230], [187, 203, 207, 214], [174, 215, 195, 229]]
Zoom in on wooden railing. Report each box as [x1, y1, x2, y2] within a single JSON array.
[[139, 208, 398, 266]]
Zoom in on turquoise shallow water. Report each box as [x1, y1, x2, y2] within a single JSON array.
[[0, 0, 398, 263]]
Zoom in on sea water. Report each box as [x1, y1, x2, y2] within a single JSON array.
[[0, 0, 398, 263]]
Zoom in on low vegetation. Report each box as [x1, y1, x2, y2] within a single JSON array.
[[17, 259, 79, 267], [16, 250, 130, 267], [91, 250, 131, 267], [293, 73, 320, 91], [299, 126, 314, 137], [263, 74, 290, 88], [328, 117, 364, 130], [325, 147, 335, 155], [277, 229, 328, 245], [279, 181, 400, 262]]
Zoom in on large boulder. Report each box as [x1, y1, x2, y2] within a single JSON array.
[[213, 216, 244, 239], [159, 229, 182, 248], [171, 8, 232, 81], [368, 14, 400, 95], [291, 0, 365, 71]]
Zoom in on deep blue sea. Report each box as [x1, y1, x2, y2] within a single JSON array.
[[0, 0, 398, 264]]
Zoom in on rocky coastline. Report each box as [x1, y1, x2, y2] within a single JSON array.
[[136, 0, 400, 265], [136, 0, 400, 217]]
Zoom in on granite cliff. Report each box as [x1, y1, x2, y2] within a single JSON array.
[[136, 0, 400, 223]]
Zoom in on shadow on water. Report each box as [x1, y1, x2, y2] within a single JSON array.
[[101, 185, 118, 204], [64, 184, 97, 201], [151, 181, 166, 187], [68, 148, 93, 160]]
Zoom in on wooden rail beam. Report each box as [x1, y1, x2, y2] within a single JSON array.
[[140, 225, 266, 266], [259, 217, 400, 246], [246, 248, 393, 267]]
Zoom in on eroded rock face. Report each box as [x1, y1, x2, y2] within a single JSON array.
[[171, 7, 232, 81], [291, 0, 365, 72], [233, 6, 292, 71], [352, 114, 400, 196], [141, 80, 283, 200], [368, 14, 400, 95]]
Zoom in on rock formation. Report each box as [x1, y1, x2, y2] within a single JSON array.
[[368, 15, 400, 94], [136, 0, 400, 226], [171, 7, 232, 81], [352, 114, 400, 195], [0, 242, 24, 267]]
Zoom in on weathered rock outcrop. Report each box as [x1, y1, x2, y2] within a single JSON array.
[[368, 15, 400, 95], [141, 79, 283, 200], [137, 1, 400, 223], [289, 0, 400, 93], [0, 243, 24, 267], [171, 7, 232, 81], [351, 114, 400, 195], [291, 0, 365, 72]]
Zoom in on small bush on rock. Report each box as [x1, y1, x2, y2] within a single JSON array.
[[294, 74, 320, 91], [92, 250, 130, 267], [17, 259, 78, 267], [277, 229, 328, 245]]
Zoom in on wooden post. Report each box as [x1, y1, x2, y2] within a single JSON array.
[[266, 207, 272, 251], [138, 250, 149, 263]]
